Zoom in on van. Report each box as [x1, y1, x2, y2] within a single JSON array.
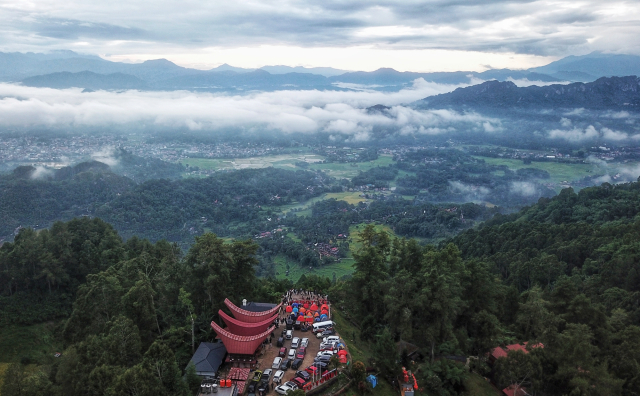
[[312, 321, 335, 333]]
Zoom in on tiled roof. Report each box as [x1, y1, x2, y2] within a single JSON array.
[[224, 298, 282, 323], [219, 309, 277, 336]]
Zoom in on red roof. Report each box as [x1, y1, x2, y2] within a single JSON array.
[[490, 347, 508, 360], [210, 321, 274, 355], [506, 344, 527, 353], [224, 298, 282, 323], [503, 385, 528, 396], [218, 310, 277, 336]]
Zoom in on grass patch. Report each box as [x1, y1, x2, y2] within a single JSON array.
[[472, 156, 599, 184], [348, 223, 396, 256], [180, 153, 325, 171], [308, 155, 396, 180], [0, 362, 9, 393], [462, 372, 502, 396], [274, 255, 355, 283], [0, 322, 61, 364]]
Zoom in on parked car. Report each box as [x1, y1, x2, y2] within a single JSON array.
[[262, 368, 273, 381], [275, 382, 297, 395], [296, 347, 306, 359], [257, 379, 269, 393], [319, 342, 338, 350], [312, 361, 329, 372], [288, 348, 296, 359], [279, 347, 287, 357], [324, 335, 340, 343], [314, 355, 332, 364], [251, 370, 262, 382], [276, 337, 284, 347], [321, 329, 336, 336], [317, 350, 335, 357], [273, 370, 285, 384], [272, 357, 283, 369], [305, 365, 319, 376], [279, 358, 291, 370], [286, 330, 293, 339], [300, 338, 309, 347], [291, 377, 306, 387], [296, 370, 311, 382], [247, 382, 258, 394], [291, 358, 303, 370], [291, 337, 300, 348]]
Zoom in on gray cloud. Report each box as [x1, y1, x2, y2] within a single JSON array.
[[0, 0, 638, 59]]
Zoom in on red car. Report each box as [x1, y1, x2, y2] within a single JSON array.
[[305, 365, 319, 376], [296, 347, 306, 359], [291, 377, 306, 387], [279, 347, 287, 357]]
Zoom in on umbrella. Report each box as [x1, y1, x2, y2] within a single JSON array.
[[285, 306, 293, 313]]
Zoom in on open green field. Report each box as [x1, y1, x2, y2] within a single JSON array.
[[348, 223, 396, 255], [180, 153, 397, 180], [274, 255, 355, 283], [308, 155, 395, 179], [275, 191, 371, 217], [473, 156, 597, 184], [180, 153, 325, 171], [0, 323, 61, 364]]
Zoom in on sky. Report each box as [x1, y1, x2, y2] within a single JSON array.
[[1, 0, 639, 71]]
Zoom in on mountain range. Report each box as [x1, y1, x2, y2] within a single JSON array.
[[2, 50, 640, 92], [414, 76, 640, 110]]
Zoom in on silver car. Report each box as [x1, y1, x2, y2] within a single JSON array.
[[273, 370, 285, 384], [300, 337, 309, 347], [272, 357, 282, 369]]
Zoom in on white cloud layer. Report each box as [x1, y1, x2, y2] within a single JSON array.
[[0, 80, 502, 140]]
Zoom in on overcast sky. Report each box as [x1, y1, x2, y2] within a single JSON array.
[[1, 0, 639, 71]]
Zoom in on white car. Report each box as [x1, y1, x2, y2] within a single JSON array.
[[262, 368, 273, 380], [324, 336, 340, 343], [291, 337, 300, 348], [275, 382, 298, 395], [317, 350, 336, 357], [288, 348, 296, 359], [300, 337, 309, 347], [272, 357, 283, 369], [273, 370, 285, 384], [286, 330, 293, 339]]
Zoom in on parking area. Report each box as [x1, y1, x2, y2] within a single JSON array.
[[246, 292, 343, 395]]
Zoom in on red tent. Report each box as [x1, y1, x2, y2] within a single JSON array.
[[338, 350, 347, 356], [303, 303, 309, 309], [321, 309, 328, 315], [299, 307, 306, 314], [310, 304, 318, 311], [321, 304, 329, 310], [297, 315, 304, 322], [305, 316, 314, 323], [285, 306, 293, 313]]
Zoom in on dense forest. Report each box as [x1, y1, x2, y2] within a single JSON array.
[[2, 179, 640, 395]]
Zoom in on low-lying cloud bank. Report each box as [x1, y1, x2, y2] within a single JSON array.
[[0, 80, 504, 141]]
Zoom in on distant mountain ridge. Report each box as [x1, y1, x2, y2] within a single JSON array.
[[415, 76, 640, 110], [4, 50, 640, 93], [21, 71, 148, 90]]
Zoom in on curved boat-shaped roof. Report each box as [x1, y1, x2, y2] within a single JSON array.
[[224, 298, 282, 323], [210, 321, 274, 355], [219, 310, 277, 336]]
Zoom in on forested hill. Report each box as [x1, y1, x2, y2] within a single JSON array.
[[0, 164, 333, 242], [416, 76, 640, 110], [332, 179, 640, 395]]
